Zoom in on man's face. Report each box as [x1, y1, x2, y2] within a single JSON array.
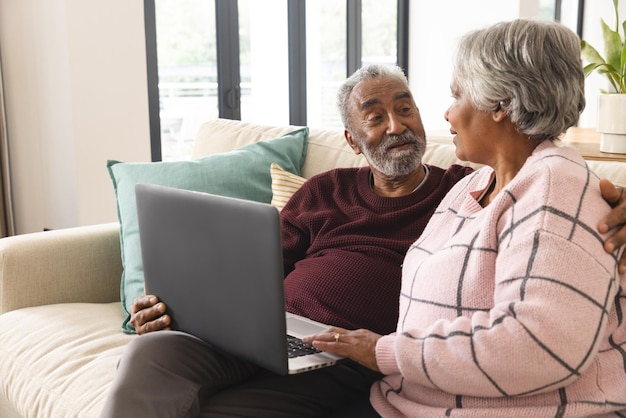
[[346, 76, 426, 177]]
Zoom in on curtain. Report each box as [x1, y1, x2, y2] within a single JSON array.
[[0, 51, 15, 237]]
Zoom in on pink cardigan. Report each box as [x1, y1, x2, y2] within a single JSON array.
[[372, 141, 626, 417]]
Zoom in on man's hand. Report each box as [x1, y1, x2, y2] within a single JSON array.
[[130, 295, 171, 335], [599, 179, 626, 273], [302, 327, 381, 372]]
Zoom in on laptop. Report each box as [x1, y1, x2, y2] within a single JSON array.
[[135, 183, 343, 375]]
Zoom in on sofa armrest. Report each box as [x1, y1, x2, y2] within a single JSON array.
[[0, 222, 122, 314]]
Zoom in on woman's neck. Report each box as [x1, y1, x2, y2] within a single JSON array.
[[481, 134, 542, 206]]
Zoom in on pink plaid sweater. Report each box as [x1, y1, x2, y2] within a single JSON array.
[[372, 141, 626, 417]]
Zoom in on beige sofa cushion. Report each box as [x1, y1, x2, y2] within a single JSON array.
[[0, 302, 133, 417], [192, 119, 484, 179], [300, 128, 367, 177], [192, 119, 367, 178], [193, 119, 299, 158], [194, 118, 626, 196]]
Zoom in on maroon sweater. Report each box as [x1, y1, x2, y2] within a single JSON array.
[[281, 164, 472, 335]]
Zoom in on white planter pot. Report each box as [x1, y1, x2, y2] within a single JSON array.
[[597, 94, 626, 154]]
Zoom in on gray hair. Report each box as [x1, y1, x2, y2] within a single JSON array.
[[453, 19, 585, 141], [337, 64, 409, 131]]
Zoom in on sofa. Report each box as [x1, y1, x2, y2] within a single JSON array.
[[1, 118, 624, 418]]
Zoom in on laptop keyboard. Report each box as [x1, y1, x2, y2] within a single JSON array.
[[287, 335, 322, 358]]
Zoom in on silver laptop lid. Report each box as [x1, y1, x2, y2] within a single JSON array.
[[135, 183, 289, 375]]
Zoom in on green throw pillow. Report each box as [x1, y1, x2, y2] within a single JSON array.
[[107, 127, 308, 333]]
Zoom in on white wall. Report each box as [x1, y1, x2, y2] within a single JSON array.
[[0, 0, 151, 234]]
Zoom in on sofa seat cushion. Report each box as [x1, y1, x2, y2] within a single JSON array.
[[0, 302, 133, 418]]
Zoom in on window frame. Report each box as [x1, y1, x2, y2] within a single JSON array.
[[143, 0, 414, 161]]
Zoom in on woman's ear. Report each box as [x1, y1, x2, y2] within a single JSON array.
[[492, 102, 508, 123]]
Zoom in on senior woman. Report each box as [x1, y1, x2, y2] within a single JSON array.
[[305, 19, 626, 417]]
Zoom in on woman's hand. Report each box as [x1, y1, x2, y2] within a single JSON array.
[[302, 327, 382, 372], [599, 179, 626, 273], [130, 295, 171, 335]]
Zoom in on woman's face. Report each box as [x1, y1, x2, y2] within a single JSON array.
[[444, 81, 497, 164]]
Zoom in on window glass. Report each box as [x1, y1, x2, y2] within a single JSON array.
[[305, 0, 398, 129], [306, 1, 347, 128], [153, 0, 566, 158], [539, 0, 557, 20], [239, 0, 290, 125], [557, 0, 582, 33], [362, 0, 398, 67], [155, 0, 217, 161]]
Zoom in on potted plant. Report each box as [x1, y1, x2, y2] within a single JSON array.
[[581, 0, 626, 153]]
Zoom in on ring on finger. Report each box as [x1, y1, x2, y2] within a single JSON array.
[[333, 332, 340, 342]]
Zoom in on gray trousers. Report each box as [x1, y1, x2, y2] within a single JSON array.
[[100, 331, 381, 418]]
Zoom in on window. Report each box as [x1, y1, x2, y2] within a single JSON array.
[[145, 0, 406, 161], [305, 1, 346, 128], [238, 0, 290, 125], [152, 0, 218, 161], [146, 0, 575, 161]]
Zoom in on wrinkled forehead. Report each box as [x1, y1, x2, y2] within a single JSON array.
[[350, 77, 414, 110]]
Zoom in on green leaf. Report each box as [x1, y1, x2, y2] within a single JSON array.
[[584, 62, 607, 77], [581, 40, 606, 66], [601, 19, 623, 72], [583, 62, 599, 77], [581, 0, 626, 94]]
